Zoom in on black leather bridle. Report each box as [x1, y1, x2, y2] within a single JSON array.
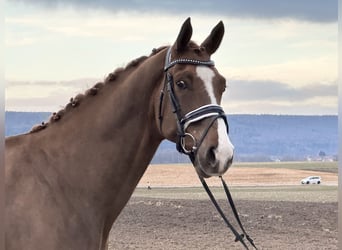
[[158, 47, 257, 250], [159, 47, 229, 157]]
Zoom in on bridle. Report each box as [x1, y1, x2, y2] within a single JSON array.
[[159, 47, 229, 157], [158, 47, 258, 250]]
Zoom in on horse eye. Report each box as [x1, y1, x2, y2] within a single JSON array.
[[176, 80, 187, 89]]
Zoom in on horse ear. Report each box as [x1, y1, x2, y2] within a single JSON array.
[[201, 21, 224, 55], [175, 17, 193, 52]]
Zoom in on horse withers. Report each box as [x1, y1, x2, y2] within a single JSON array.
[[5, 18, 233, 250]]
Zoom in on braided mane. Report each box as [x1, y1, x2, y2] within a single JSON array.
[[30, 46, 168, 133]]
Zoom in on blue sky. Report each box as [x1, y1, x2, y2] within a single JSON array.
[[5, 0, 338, 114]]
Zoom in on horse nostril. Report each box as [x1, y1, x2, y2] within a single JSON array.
[[207, 146, 217, 167]]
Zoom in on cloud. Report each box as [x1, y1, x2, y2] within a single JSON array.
[[227, 79, 337, 102], [223, 56, 337, 87], [5, 78, 99, 111], [12, 0, 337, 23], [6, 78, 99, 89], [5, 78, 338, 115], [220, 79, 337, 114], [222, 79, 338, 115], [225, 98, 337, 115]]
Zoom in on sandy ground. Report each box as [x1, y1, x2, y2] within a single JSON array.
[[108, 164, 338, 249], [138, 164, 338, 187]]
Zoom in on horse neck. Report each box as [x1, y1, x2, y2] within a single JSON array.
[[32, 50, 166, 217]]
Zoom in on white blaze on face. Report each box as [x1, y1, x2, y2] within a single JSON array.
[[196, 66, 234, 172]]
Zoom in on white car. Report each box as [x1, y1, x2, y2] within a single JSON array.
[[301, 176, 321, 184]]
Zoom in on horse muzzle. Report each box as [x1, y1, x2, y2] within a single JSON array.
[[177, 105, 234, 178], [191, 118, 234, 178]]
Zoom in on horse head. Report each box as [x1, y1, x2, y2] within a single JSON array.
[[158, 18, 234, 178]]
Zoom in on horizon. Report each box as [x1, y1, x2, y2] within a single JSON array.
[[5, 111, 338, 162]]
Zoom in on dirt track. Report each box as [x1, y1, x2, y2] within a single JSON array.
[[109, 164, 338, 249], [110, 198, 337, 250], [138, 164, 338, 187]]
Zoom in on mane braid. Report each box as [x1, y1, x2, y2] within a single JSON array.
[[29, 46, 169, 134]]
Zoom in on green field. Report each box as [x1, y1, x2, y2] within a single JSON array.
[[233, 161, 338, 173], [133, 185, 337, 203]]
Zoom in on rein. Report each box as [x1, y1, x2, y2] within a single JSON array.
[[195, 163, 258, 250], [160, 47, 257, 249]]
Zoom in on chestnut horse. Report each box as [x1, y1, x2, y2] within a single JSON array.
[[5, 18, 234, 250]]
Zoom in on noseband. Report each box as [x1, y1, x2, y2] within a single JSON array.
[[159, 47, 229, 157]]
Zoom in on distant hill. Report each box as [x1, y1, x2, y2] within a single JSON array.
[[5, 111, 338, 162], [5, 112, 51, 136]]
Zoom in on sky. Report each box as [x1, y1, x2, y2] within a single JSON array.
[[5, 0, 338, 114]]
